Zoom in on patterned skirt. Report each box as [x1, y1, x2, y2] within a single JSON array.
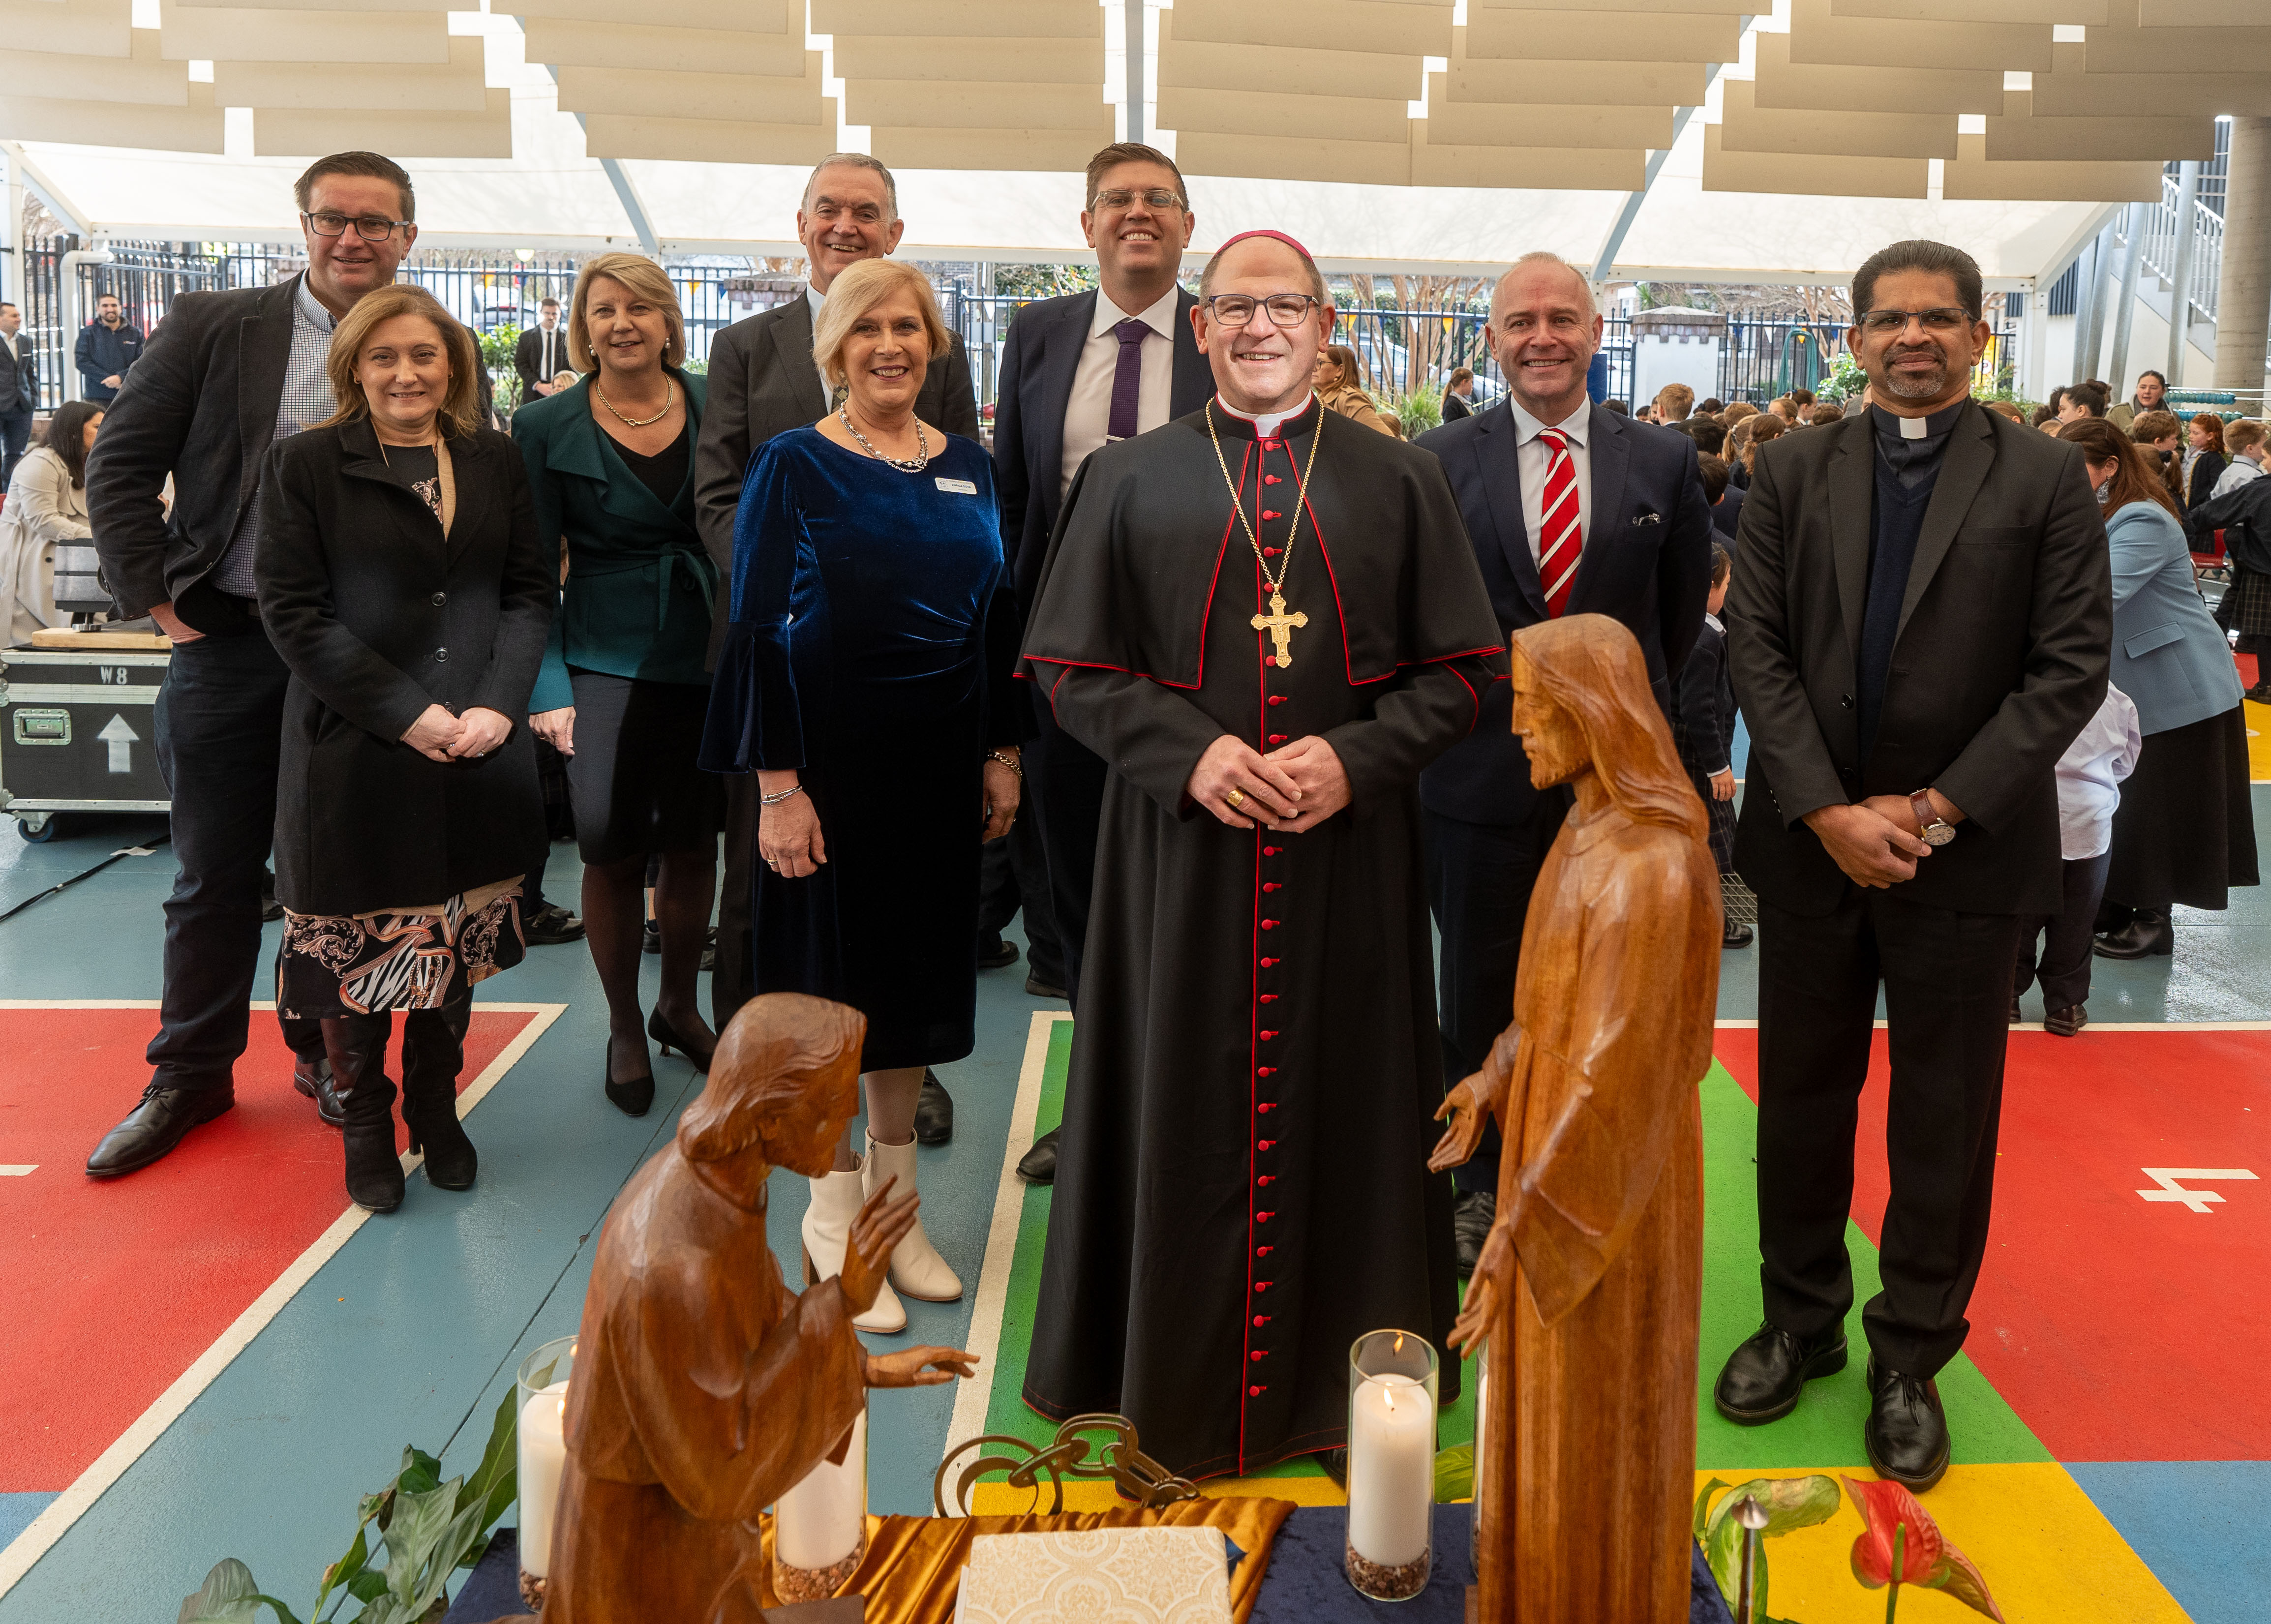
[[277, 877, 526, 1021], [2214, 565, 2271, 642]]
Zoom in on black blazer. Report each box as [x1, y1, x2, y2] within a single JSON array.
[[1724, 403, 2111, 918], [992, 287, 1212, 618], [514, 324, 573, 398], [0, 333, 35, 415], [87, 274, 307, 627], [1414, 401, 1715, 825], [694, 291, 980, 664], [256, 418, 554, 917], [1442, 389, 1472, 422]]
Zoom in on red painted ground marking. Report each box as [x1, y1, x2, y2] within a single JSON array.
[[0, 1007, 535, 1492], [1714, 1025, 2271, 1462]]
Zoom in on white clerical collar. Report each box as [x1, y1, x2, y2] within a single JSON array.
[[1092, 284, 1180, 342], [1508, 396, 1589, 449], [293, 273, 336, 333], [1214, 392, 1316, 441]]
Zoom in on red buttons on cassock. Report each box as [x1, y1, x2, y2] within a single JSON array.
[[1260, 1029, 1278, 1040], [1263, 546, 1281, 558], [1269, 694, 1287, 706], [1251, 1351, 1266, 1362], [1257, 1102, 1275, 1112], [1261, 919, 1278, 930], [1255, 1280, 1271, 1291], [1257, 1245, 1273, 1256], [1250, 1384, 1264, 1396], [1260, 993, 1278, 1002], [1258, 1139, 1276, 1151], [1262, 510, 1282, 521], [1258, 1174, 1273, 1185], [1257, 1066, 1275, 1077], [1254, 1315, 1270, 1326], [1260, 956, 1279, 967], [1258, 1211, 1275, 1223], [1263, 844, 1281, 854], [1265, 474, 1281, 485], [1268, 735, 1288, 745]]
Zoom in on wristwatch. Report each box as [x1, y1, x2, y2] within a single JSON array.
[[1909, 789, 1957, 848]]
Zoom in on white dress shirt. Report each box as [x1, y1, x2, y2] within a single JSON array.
[[1506, 397, 1594, 563], [805, 281, 832, 405], [531, 320, 563, 385], [2056, 684, 2142, 861], [2210, 454, 2265, 499], [1060, 285, 1181, 500]]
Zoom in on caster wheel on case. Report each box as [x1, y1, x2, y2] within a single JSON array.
[[17, 813, 59, 842]]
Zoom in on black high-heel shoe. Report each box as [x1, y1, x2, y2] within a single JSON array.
[[647, 1009, 715, 1072], [604, 1046, 655, 1117]]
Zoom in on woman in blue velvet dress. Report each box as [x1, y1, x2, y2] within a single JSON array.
[[701, 258, 1026, 1335]]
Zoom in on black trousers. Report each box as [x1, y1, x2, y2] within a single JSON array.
[[2016, 851, 2111, 1012], [0, 409, 30, 488], [1423, 797, 1571, 1197], [1022, 693, 1108, 1010], [713, 770, 758, 1033], [978, 803, 1066, 987], [149, 628, 324, 1089], [1756, 888, 2022, 1378]]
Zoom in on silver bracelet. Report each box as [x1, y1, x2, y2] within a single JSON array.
[[760, 783, 806, 806], [986, 750, 1023, 779]]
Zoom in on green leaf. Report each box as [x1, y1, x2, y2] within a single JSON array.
[[453, 1387, 521, 1556], [1700, 1476, 1843, 1624], [348, 1568, 391, 1603], [1433, 1443, 1474, 1504], [1739, 1474, 1842, 1539], [312, 1526, 371, 1621], [177, 1559, 304, 1624], [396, 1448, 443, 1497], [1694, 1477, 1730, 1542]]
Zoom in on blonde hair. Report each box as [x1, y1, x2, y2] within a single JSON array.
[[567, 252, 685, 373], [812, 259, 949, 391], [320, 284, 484, 439]]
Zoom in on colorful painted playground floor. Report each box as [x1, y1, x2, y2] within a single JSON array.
[[954, 1015, 2271, 1623]]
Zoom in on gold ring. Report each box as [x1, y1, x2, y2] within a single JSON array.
[[1226, 788, 1246, 808]]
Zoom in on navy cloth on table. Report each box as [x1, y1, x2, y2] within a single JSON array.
[[444, 1512, 1734, 1624], [698, 426, 1028, 1072]]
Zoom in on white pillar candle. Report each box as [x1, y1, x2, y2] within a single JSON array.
[[517, 1380, 570, 1579], [777, 1409, 867, 1570], [1348, 1372, 1434, 1567]]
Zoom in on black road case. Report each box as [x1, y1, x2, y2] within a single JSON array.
[[0, 643, 171, 837]]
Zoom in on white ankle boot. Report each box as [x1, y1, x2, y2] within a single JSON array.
[[864, 1131, 963, 1303], [802, 1163, 905, 1334]]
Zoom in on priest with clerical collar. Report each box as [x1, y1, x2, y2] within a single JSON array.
[[1018, 229, 1503, 1478]]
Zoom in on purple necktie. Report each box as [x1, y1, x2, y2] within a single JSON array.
[[1107, 318, 1149, 441]]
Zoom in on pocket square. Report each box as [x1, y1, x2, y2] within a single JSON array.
[[1633, 511, 1662, 526]]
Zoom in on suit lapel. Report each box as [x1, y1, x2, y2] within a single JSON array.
[[1473, 402, 1547, 619], [1828, 419, 1873, 665], [1570, 403, 1629, 612], [235, 276, 300, 523], [1170, 289, 1211, 416], [1032, 291, 1093, 514], [767, 297, 827, 421], [1895, 402, 1996, 643]]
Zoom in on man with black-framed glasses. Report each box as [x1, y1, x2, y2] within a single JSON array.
[[1717, 238, 2109, 1489], [83, 150, 424, 1178]]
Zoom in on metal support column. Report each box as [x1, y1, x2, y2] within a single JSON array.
[[2215, 117, 2271, 402], [2082, 226, 2113, 384], [2106, 201, 2146, 401], [2166, 159, 2202, 384], [1125, 0, 1145, 144]]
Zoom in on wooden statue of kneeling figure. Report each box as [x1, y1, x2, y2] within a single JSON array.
[[1432, 615, 1720, 1623], [540, 992, 976, 1624]]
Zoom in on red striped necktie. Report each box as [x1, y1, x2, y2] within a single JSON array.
[[1535, 425, 1583, 617]]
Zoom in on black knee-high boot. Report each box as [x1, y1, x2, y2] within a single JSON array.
[[324, 1012, 403, 1213], [400, 996, 477, 1192]]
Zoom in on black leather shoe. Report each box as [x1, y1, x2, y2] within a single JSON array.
[[1018, 1125, 1060, 1184], [641, 918, 662, 955], [2044, 1003, 2088, 1038], [260, 868, 283, 923], [915, 1070, 954, 1144], [1723, 921, 1754, 949], [326, 1016, 405, 1214], [1864, 1355, 1950, 1492], [978, 935, 1020, 971], [648, 1008, 716, 1072], [1714, 1322, 1848, 1424], [1025, 972, 1069, 1000], [86, 1083, 235, 1177], [520, 901, 585, 945], [1454, 1189, 1495, 1276], [293, 1052, 348, 1127], [2094, 910, 2173, 959]]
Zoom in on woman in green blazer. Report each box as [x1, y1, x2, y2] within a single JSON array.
[[515, 253, 721, 1114]]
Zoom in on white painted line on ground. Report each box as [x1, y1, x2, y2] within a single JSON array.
[[943, 1010, 1070, 1469], [0, 1001, 566, 1604], [0, 1166, 35, 1176]]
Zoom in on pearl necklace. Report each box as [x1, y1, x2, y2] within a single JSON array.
[[838, 405, 930, 473]]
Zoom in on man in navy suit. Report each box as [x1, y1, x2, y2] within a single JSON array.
[[991, 141, 1213, 1184], [1414, 252, 1714, 1268]]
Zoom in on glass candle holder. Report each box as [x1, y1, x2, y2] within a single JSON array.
[[515, 1336, 576, 1610], [1345, 1328, 1438, 1601], [773, 1399, 868, 1602]]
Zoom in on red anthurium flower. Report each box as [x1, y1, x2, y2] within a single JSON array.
[[1841, 1476, 2007, 1623]]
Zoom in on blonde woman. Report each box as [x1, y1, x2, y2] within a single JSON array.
[[1313, 343, 1396, 435], [515, 252, 720, 1115], [701, 256, 1026, 1334], [255, 284, 552, 1213]]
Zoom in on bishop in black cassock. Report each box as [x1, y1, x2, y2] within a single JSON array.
[[1017, 230, 1503, 1478]]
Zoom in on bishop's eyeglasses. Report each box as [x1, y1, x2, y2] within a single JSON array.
[[1855, 307, 1973, 334], [303, 211, 411, 241], [1201, 293, 1321, 329]]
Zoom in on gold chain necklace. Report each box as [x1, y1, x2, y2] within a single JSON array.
[[1206, 400, 1325, 669], [595, 377, 676, 428]]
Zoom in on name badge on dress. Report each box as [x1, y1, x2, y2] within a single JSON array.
[[936, 477, 978, 495]]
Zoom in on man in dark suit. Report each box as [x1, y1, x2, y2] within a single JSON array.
[[1716, 240, 2110, 1490], [990, 141, 1213, 1183], [0, 301, 35, 484], [1414, 252, 1714, 1269], [513, 297, 569, 405], [83, 150, 420, 1177], [76, 293, 143, 404], [694, 152, 981, 1116]]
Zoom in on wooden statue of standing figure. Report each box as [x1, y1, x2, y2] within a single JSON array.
[[539, 992, 976, 1624], [1432, 614, 1720, 1623]]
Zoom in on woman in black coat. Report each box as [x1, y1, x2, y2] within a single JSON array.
[[257, 284, 553, 1213]]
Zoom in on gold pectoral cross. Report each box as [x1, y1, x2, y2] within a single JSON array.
[[1251, 590, 1309, 669]]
